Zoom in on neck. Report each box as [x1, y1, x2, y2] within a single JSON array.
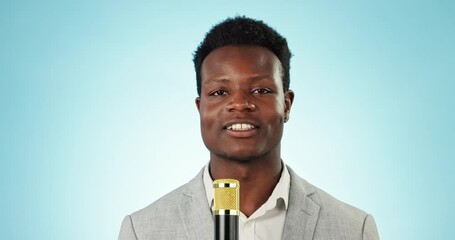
[[209, 147, 283, 217]]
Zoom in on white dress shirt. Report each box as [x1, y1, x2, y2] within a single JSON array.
[[203, 163, 290, 240]]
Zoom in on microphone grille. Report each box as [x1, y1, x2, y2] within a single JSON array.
[[213, 179, 240, 213]]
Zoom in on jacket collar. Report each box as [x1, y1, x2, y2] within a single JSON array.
[[178, 166, 321, 240], [282, 166, 320, 240], [179, 168, 213, 240]]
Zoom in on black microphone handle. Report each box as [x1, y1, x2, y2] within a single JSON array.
[[214, 215, 239, 240]]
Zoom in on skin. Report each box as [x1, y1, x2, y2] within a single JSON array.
[[196, 45, 294, 217]]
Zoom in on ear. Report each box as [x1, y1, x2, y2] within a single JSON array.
[[284, 90, 294, 123], [195, 96, 201, 112]]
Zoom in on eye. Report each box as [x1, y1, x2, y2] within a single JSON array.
[[210, 89, 228, 96], [252, 88, 272, 94]]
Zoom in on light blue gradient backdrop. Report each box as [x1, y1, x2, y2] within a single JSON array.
[[1, 0, 454, 239]]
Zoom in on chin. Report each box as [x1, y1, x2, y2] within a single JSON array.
[[216, 150, 267, 162]]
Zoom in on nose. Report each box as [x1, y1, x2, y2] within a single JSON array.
[[226, 91, 256, 112]]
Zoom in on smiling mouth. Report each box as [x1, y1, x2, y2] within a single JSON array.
[[226, 123, 256, 131]]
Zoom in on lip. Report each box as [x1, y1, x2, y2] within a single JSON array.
[[223, 119, 260, 129], [225, 128, 258, 138], [222, 120, 259, 138]]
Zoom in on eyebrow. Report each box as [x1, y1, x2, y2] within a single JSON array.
[[207, 75, 273, 83], [210, 78, 230, 83], [250, 75, 274, 82], [202, 78, 229, 86]]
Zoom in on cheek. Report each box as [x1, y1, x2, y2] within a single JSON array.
[[271, 99, 287, 120], [199, 105, 218, 129], [199, 113, 212, 144], [267, 102, 287, 131], [262, 109, 285, 130]]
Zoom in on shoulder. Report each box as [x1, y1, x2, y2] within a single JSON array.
[[311, 183, 370, 227], [287, 166, 379, 239], [122, 169, 206, 239], [288, 166, 368, 219], [131, 182, 190, 222]]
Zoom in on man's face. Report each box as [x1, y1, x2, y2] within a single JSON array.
[[196, 45, 294, 162]]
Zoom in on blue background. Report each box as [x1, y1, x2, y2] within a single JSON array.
[[1, 0, 454, 239]]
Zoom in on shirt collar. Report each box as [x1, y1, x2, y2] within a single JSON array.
[[203, 162, 290, 212], [203, 163, 215, 208]]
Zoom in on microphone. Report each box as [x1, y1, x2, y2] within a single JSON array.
[[213, 179, 240, 240]]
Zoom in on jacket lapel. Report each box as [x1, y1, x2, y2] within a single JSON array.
[[282, 167, 321, 240], [177, 166, 321, 240], [178, 169, 213, 240]]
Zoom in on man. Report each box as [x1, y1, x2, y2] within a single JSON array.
[[119, 16, 379, 240]]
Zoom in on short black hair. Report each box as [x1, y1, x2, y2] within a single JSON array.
[[193, 16, 292, 96]]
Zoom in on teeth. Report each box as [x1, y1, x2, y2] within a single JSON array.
[[227, 123, 255, 131]]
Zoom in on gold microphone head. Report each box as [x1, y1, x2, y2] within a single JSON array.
[[213, 179, 240, 216]]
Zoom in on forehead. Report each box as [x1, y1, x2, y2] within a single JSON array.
[[201, 45, 282, 81]]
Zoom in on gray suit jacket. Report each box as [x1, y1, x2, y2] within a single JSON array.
[[119, 166, 379, 239]]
